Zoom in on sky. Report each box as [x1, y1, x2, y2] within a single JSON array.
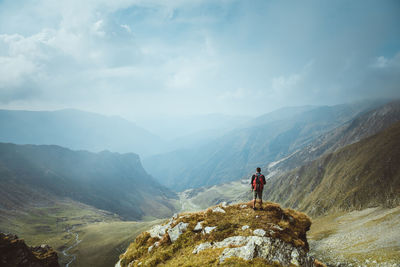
[[0, 0, 399, 121]]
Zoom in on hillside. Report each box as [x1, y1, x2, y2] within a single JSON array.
[[144, 101, 384, 191], [116, 202, 324, 267], [0, 233, 59, 267], [0, 143, 178, 220], [0, 109, 165, 156], [267, 100, 400, 174], [264, 120, 400, 216]]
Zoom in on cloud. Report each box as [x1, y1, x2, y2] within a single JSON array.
[[0, 0, 399, 118]]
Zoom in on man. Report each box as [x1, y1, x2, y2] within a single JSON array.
[[251, 167, 266, 210]]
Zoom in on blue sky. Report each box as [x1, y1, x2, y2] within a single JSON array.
[[0, 0, 399, 120]]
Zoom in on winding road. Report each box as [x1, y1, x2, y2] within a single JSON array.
[[62, 226, 82, 267]]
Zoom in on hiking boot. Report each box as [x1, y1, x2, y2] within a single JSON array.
[[253, 207, 257, 210]]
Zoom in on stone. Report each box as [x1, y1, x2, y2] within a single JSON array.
[[253, 229, 266, 237], [219, 239, 257, 262], [148, 222, 172, 239], [272, 225, 283, 231], [221, 201, 228, 207], [190, 235, 315, 267], [214, 236, 249, 248], [212, 207, 226, 213], [193, 221, 203, 232], [240, 204, 247, 209], [167, 222, 189, 242], [115, 260, 121, 267], [241, 225, 250, 231], [202, 226, 217, 234], [148, 245, 154, 252], [192, 242, 213, 254], [290, 249, 300, 266]]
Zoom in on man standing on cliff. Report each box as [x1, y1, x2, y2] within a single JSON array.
[[251, 167, 266, 210]]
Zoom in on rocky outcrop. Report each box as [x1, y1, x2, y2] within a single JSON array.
[[193, 235, 314, 266], [0, 233, 59, 267], [117, 202, 325, 267]]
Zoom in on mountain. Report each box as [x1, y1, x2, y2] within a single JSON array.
[[116, 202, 324, 267], [144, 100, 385, 191], [0, 233, 59, 267], [0, 143, 178, 220], [264, 120, 400, 216], [267, 100, 400, 175], [0, 109, 165, 157]]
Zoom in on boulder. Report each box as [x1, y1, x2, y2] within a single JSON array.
[[148, 222, 172, 239], [192, 242, 213, 254], [193, 221, 203, 232], [253, 229, 266, 237], [241, 225, 250, 231], [167, 222, 189, 242], [212, 207, 226, 213], [202, 226, 217, 235]]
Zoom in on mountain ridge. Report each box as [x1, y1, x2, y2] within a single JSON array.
[[0, 142, 178, 220]]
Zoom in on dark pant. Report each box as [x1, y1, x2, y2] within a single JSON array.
[[253, 190, 263, 199]]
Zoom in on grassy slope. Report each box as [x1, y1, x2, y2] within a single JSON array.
[[0, 199, 157, 267], [265, 121, 400, 216], [72, 221, 160, 267], [308, 206, 400, 266]]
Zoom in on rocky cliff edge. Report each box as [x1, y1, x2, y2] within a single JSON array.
[[0, 233, 59, 267], [116, 202, 325, 267]]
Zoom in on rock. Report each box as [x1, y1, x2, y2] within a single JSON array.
[[148, 245, 154, 252], [191, 235, 315, 266], [202, 226, 217, 235], [0, 232, 60, 267], [240, 204, 247, 209], [212, 207, 226, 213], [192, 242, 213, 254], [115, 260, 121, 267], [219, 239, 257, 262], [214, 236, 248, 247], [241, 225, 250, 231], [221, 201, 228, 207], [253, 229, 266, 237], [272, 225, 283, 231], [148, 222, 172, 239], [167, 222, 189, 242], [193, 221, 203, 232], [290, 249, 300, 266]]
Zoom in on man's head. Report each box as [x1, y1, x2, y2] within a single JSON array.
[[256, 167, 261, 173]]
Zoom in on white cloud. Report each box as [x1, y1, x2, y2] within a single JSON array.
[[120, 24, 132, 33]]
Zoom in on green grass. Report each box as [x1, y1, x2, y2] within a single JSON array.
[[0, 198, 153, 267], [71, 221, 159, 267]]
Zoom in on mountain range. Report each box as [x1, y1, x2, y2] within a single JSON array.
[[0, 143, 177, 220], [143, 100, 387, 191]]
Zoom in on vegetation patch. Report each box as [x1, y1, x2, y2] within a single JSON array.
[[119, 202, 316, 266]]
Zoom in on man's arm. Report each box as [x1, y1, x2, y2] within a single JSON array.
[[262, 175, 266, 184]]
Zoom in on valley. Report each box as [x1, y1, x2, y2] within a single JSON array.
[[1, 100, 399, 267]]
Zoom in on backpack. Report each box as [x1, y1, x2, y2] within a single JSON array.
[[252, 173, 264, 191]]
